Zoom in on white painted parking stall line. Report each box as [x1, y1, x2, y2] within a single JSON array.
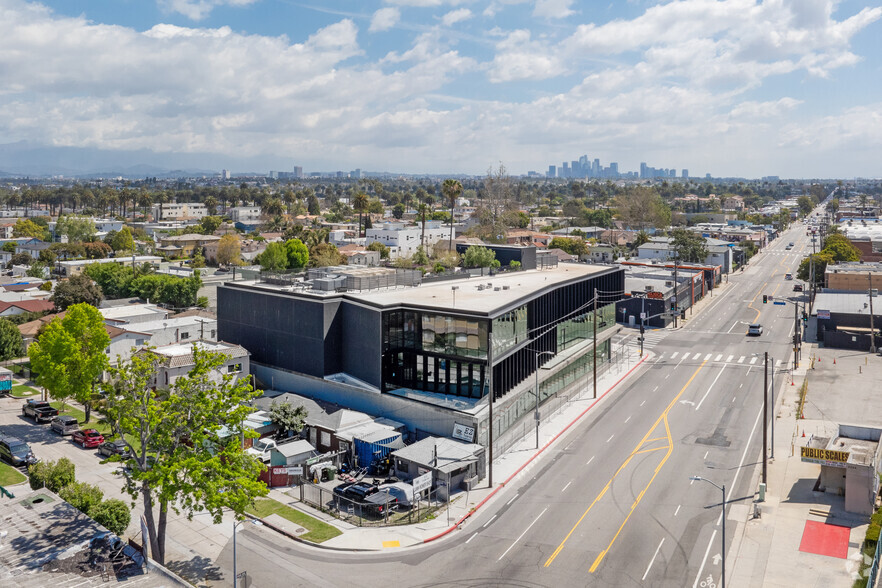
[[586, 456, 595, 466], [674, 505, 681, 517], [498, 507, 548, 561]]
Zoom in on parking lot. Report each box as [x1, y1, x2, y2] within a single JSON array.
[[0, 391, 237, 586]]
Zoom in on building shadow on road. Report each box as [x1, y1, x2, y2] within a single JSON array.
[[165, 555, 224, 588]]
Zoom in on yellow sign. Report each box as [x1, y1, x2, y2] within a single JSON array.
[[801, 446, 850, 466]]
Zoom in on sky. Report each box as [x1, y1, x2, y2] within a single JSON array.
[[1, 0, 881, 178]]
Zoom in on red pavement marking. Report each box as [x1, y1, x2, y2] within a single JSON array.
[[798, 520, 850, 559]]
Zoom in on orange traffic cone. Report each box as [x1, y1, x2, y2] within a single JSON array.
[[791, 379, 795, 386], [833, 357, 836, 365], [802, 430, 805, 437]]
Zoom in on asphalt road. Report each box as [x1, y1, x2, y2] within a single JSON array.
[[224, 220, 817, 588]]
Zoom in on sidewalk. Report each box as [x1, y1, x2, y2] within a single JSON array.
[[269, 344, 650, 551], [728, 345, 879, 587]]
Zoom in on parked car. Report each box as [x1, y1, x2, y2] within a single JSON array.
[[378, 482, 416, 507], [793, 284, 803, 292], [747, 323, 763, 336], [21, 400, 59, 423], [97, 439, 132, 459], [364, 490, 398, 514], [50, 415, 80, 436], [71, 429, 105, 449], [333, 481, 379, 502], [0, 435, 38, 467]]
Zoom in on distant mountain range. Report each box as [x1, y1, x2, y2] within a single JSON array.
[[0, 141, 281, 179]]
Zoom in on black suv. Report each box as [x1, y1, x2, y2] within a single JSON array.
[[333, 482, 379, 502], [0, 435, 38, 467]]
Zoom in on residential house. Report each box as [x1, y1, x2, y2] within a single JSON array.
[[151, 202, 207, 221], [0, 299, 54, 317], [338, 246, 381, 267], [100, 303, 169, 326], [15, 240, 51, 258], [141, 340, 250, 389], [229, 206, 263, 232], [55, 256, 162, 277], [157, 234, 221, 258], [0, 223, 14, 239], [203, 238, 266, 265], [391, 437, 485, 500]]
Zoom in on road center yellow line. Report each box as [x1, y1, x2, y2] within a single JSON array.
[[543, 360, 708, 569]]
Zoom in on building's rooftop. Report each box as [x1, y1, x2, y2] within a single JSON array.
[[825, 261, 882, 274], [814, 291, 880, 315], [151, 340, 246, 359], [100, 304, 167, 322], [391, 436, 483, 474], [123, 315, 215, 334], [58, 256, 161, 267]]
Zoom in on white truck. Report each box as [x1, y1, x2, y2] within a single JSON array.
[[246, 438, 280, 463]]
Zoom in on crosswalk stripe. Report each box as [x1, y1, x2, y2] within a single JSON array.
[[750, 357, 757, 365], [693, 353, 701, 360], [715, 354, 723, 361], [704, 354, 712, 361], [726, 355, 733, 362], [738, 356, 745, 363], [670, 352, 679, 359]]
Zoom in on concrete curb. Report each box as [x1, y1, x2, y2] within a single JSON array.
[[423, 352, 650, 543], [242, 511, 375, 553]]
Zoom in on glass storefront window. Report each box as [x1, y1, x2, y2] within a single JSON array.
[[492, 305, 528, 357]]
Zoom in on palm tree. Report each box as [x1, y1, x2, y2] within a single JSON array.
[[441, 179, 463, 252], [418, 203, 429, 253], [353, 192, 369, 238]]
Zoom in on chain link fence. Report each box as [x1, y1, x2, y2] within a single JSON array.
[[300, 482, 444, 527]]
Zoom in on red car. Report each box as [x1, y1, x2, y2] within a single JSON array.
[[71, 429, 105, 449]]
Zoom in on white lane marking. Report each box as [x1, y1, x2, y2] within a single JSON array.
[[642, 537, 666, 581], [624, 416, 631, 424], [507, 494, 518, 506], [497, 507, 548, 561], [674, 504, 681, 517], [640, 400, 646, 407], [695, 365, 727, 411], [653, 386, 659, 392], [466, 533, 477, 543], [704, 354, 712, 361], [670, 352, 679, 359], [750, 357, 758, 365], [694, 387, 768, 587], [586, 456, 595, 466], [665, 374, 670, 379], [704, 451, 709, 459], [732, 396, 736, 402], [561, 481, 572, 493], [738, 356, 745, 363], [692, 529, 718, 588], [726, 321, 739, 334], [607, 435, 615, 443], [715, 354, 723, 361], [483, 515, 497, 528], [739, 383, 743, 388], [726, 355, 734, 362], [693, 353, 702, 360], [775, 360, 782, 368]]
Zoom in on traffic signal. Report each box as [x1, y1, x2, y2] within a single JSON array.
[[762, 295, 767, 304], [802, 311, 808, 324]]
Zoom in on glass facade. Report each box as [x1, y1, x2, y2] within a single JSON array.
[[491, 305, 528, 357], [556, 302, 617, 352]]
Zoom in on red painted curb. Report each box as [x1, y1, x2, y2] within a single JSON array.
[[424, 353, 649, 543]]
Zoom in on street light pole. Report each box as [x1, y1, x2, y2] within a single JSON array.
[[763, 351, 768, 487], [690, 476, 726, 588], [534, 350, 554, 449], [593, 291, 598, 399]]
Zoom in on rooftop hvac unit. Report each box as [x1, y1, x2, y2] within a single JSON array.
[[503, 285, 510, 290], [477, 285, 485, 291], [494, 287, 501, 291], [645, 285, 654, 291]]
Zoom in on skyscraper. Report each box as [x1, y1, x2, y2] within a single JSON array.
[[293, 165, 303, 179], [593, 159, 601, 176], [547, 165, 556, 178]]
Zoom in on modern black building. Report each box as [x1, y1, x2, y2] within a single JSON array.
[[218, 263, 624, 451]]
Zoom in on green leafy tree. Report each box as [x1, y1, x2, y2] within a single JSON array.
[[216, 234, 241, 266], [797, 252, 833, 285], [822, 234, 860, 262], [0, 318, 24, 361], [285, 238, 309, 269], [26, 261, 47, 278], [462, 245, 497, 268], [310, 242, 344, 267], [1, 242, 15, 253], [307, 194, 321, 216], [191, 252, 206, 268], [82, 241, 112, 259], [413, 245, 429, 266], [28, 457, 76, 493], [392, 203, 406, 219], [101, 347, 267, 565], [199, 216, 223, 235], [50, 274, 104, 311], [8, 252, 33, 268], [55, 215, 96, 243], [613, 187, 672, 230], [366, 240, 390, 259], [670, 229, 709, 263], [28, 303, 110, 421], [257, 242, 288, 271], [110, 226, 135, 252], [60, 481, 104, 516], [13, 218, 49, 241], [353, 192, 369, 237], [549, 237, 589, 256], [796, 196, 814, 216], [269, 400, 308, 439], [91, 499, 132, 536]]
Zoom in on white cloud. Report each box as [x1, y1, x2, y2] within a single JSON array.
[[533, 0, 574, 20], [441, 8, 472, 26], [488, 30, 561, 82], [158, 0, 259, 21], [369, 7, 400, 33]]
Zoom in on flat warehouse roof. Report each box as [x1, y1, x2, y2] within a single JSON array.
[[354, 263, 613, 313]]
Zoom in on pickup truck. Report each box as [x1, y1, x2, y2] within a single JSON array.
[[246, 437, 280, 463], [21, 400, 59, 423]]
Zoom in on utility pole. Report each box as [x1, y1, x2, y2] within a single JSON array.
[[763, 351, 768, 487], [672, 256, 679, 329], [794, 298, 800, 366], [593, 291, 598, 399], [870, 272, 877, 354], [488, 332, 494, 487]]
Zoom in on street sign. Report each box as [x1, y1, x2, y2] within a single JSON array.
[[640, 312, 647, 320], [452, 423, 475, 443], [773, 301, 786, 306], [817, 309, 831, 320], [413, 472, 432, 494]]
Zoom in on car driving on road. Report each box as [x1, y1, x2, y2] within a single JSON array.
[[747, 323, 763, 336]]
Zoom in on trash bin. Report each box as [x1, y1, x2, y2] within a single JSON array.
[[326, 468, 336, 481]]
